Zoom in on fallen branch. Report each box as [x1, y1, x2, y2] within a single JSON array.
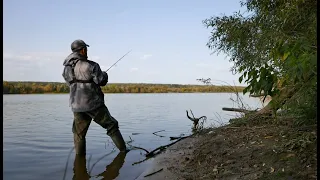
[[131, 134, 193, 166], [128, 145, 150, 154], [186, 110, 207, 129], [126, 136, 150, 154], [152, 130, 166, 138], [249, 94, 266, 97], [144, 168, 164, 177], [146, 135, 192, 157], [222, 107, 256, 114], [169, 136, 183, 141], [132, 157, 151, 166]]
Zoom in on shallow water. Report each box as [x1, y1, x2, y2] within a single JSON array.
[[3, 93, 263, 180]]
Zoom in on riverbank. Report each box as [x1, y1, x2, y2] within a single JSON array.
[[3, 81, 244, 94], [137, 120, 317, 180]]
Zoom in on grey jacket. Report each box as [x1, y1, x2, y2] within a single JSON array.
[[62, 52, 108, 112]]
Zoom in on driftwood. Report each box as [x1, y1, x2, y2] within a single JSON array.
[[170, 136, 183, 141], [222, 107, 257, 114], [186, 110, 207, 129], [144, 168, 164, 177], [152, 130, 166, 138], [131, 110, 206, 166], [249, 94, 266, 97], [146, 135, 192, 157], [131, 134, 193, 166]]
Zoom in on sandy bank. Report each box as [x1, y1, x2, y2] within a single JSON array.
[[135, 124, 316, 180], [136, 135, 200, 180]]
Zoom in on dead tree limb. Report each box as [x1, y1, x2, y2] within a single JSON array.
[[132, 157, 151, 166], [169, 136, 183, 141], [128, 146, 150, 154], [152, 130, 165, 138], [146, 135, 192, 157], [186, 110, 207, 129], [144, 168, 164, 177], [249, 94, 266, 97], [126, 138, 150, 154], [222, 107, 257, 114]]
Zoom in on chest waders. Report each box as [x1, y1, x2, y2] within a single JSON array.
[[68, 61, 128, 155]]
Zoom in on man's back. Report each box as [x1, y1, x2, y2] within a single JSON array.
[[62, 52, 108, 112]]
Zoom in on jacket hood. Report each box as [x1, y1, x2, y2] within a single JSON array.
[[63, 52, 87, 66]]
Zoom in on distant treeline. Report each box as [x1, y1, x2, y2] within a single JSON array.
[[3, 81, 245, 94]]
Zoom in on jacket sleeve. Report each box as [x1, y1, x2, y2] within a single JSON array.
[[91, 63, 108, 86], [62, 66, 72, 86]]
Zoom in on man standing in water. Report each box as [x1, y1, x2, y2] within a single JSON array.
[[62, 39, 128, 155]]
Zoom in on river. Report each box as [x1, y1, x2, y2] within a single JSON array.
[[3, 93, 264, 180]]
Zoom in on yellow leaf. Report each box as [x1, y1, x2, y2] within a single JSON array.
[[286, 153, 295, 158], [270, 167, 275, 173], [282, 52, 290, 61]]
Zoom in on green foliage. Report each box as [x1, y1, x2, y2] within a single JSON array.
[[283, 82, 317, 126], [203, 0, 316, 124], [2, 81, 245, 94], [203, 0, 317, 100]]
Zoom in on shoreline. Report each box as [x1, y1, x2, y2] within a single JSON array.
[[3, 92, 245, 95], [136, 123, 316, 180]]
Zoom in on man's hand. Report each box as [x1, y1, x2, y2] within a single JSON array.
[[103, 71, 108, 83]]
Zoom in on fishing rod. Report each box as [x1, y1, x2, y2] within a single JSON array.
[[105, 50, 132, 72]]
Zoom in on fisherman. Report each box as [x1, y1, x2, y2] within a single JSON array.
[[62, 39, 128, 155]]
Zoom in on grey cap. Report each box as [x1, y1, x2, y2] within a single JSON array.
[[71, 39, 90, 52]]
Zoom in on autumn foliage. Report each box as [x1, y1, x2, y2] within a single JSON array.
[[3, 81, 245, 94]]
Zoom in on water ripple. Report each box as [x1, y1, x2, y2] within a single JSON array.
[[4, 93, 262, 180]]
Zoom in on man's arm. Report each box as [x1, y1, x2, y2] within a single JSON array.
[[62, 66, 72, 86], [91, 63, 108, 86]]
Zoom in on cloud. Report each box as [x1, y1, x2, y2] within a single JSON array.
[[140, 54, 152, 60], [130, 67, 138, 72]]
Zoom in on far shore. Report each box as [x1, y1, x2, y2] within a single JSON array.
[[3, 81, 246, 94]]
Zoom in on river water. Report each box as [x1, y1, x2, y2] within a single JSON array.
[[3, 93, 264, 180]]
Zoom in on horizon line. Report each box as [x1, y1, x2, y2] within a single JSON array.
[[3, 80, 245, 87]]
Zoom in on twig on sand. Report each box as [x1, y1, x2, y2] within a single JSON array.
[[152, 130, 166, 138], [131, 134, 193, 165], [128, 145, 150, 154], [146, 135, 192, 157], [132, 157, 151, 166], [169, 136, 183, 140], [126, 136, 150, 154], [144, 168, 164, 177], [63, 147, 74, 180]]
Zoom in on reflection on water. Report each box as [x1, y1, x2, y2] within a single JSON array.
[[4, 93, 263, 180], [73, 151, 127, 180]]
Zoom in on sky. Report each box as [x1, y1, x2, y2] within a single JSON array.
[[4, 0, 247, 86]]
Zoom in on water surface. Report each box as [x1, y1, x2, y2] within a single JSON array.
[[3, 93, 263, 180]]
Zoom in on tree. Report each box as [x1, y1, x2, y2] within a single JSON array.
[[203, 0, 316, 120]]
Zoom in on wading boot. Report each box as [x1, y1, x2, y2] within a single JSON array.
[[74, 135, 86, 156], [110, 130, 129, 153]]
